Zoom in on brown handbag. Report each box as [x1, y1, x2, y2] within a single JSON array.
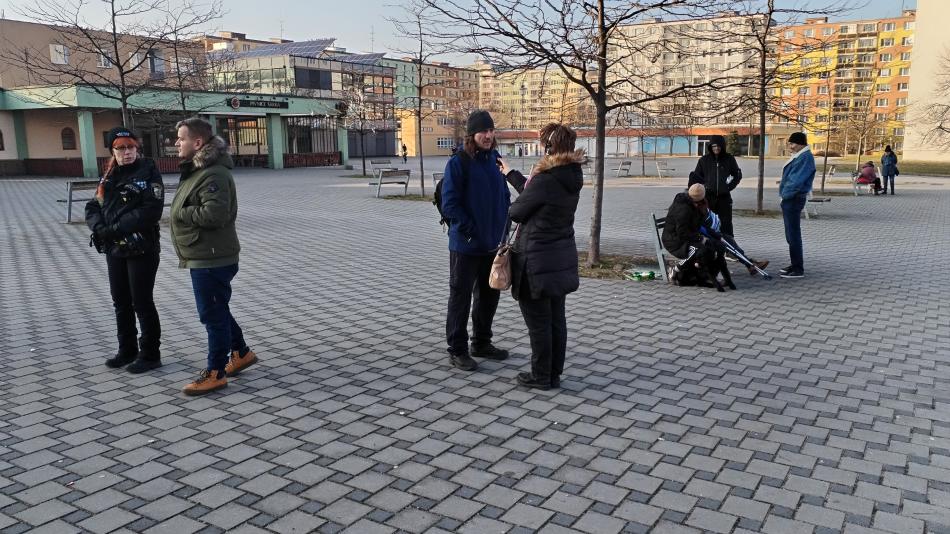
[[489, 224, 518, 290]]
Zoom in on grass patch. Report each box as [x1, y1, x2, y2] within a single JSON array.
[[578, 252, 659, 280], [894, 161, 950, 177], [734, 208, 782, 218], [382, 194, 432, 201]]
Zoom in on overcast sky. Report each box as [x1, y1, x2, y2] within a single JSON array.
[[0, 0, 918, 64]]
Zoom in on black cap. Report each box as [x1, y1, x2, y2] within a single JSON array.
[[788, 132, 808, 146], [466, 110, 495, 136], [107, 127, 138, 148]]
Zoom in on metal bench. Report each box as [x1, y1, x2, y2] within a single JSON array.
[[650, 212, 676, 282], [851, 165, 880, 196], [613, 160, 632, 178], [373, 169, 411, 197], [656, 160, 676, 179], [805, 192, 831, 220], [60, 178, 178, 223]]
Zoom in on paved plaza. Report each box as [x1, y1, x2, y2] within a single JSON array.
[[1, 163, 949, 534]]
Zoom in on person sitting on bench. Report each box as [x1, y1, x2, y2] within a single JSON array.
[[856, 161, 883, 195], [661, 184, 724, 288], [698, 202, 769, 276]]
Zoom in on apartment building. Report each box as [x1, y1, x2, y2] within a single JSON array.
[[475, 60, 596, 156], [385, 58, 479, 156], [904, 0, 950, 162], [776, 10, 915, 154]]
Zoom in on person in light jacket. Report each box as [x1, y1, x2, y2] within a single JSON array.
[[499, 123, 584, 390], [778, 132, 816, 279]]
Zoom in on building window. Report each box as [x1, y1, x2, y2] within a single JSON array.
[[904, 22, 914, 30], [880, 53, 892, 62], [148, 50, 165, 74], [818, 87, 829, 95], [49, 44, 69, 64], [861, 23, 876, 32], [877, 84, 890, 92], [0, 130, 4, 151], [893, 128, 904, 136], [901, 52, 911, 61], [897, 83, 908, 91], [781, 87, 792, 96], [97, 52, 114, 68], [882, 22, 895, 31], [804, 29, 814, 37], [798, 87, 809, 95], [875, 98, 888, 107], [839, 25, 852, 34], [879, 68, 891, 77], [436, 137, 453, 149], [857, 38, 875, 48], [129, 52, 142, 69], [61, 128, 77, 150], [784, 30, 795, 38], [880, 38, 894, 47], [899, 67, 910, 76], [823, 27, 834, 36], [896, 97, 907, 106], [902, 37, 913, 46]]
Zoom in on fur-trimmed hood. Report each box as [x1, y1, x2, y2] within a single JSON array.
[[531, 149, 588, 175], [192, 136, 233, 169]]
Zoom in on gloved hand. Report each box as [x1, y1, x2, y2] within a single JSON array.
[[96, 223, 121, 242]]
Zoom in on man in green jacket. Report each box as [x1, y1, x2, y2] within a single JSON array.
[[171, 117, 258, 395]]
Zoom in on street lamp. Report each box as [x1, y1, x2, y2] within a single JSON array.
[[520, 82, 527, 168]]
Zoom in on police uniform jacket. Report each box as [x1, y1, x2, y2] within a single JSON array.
[[85, 158, 165, 255]]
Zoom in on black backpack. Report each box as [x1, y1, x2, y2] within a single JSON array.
[[433, 152, 470, 228]]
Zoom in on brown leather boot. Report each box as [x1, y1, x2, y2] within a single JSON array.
[[182, 369, 227, 396], [225, 349, 257, 377]]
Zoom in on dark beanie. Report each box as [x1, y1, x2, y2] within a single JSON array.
[[466, 110, 495, 136], [788, 132, 808, 146], [107, 126, 138, 148]]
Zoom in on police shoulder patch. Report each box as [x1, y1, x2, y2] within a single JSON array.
[[151, 182, 164, 198], [207, 181, 219, 193]]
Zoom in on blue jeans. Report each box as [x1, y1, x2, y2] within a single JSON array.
[[190, 264, 247, 372], [781, 193, 808, 271]]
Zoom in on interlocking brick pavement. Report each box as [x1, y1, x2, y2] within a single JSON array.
[[1, 164, 949, 534]]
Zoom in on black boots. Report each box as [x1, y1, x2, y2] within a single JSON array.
[[470, 343, 509, 360], [127, 354, 162, 374], [105, 351, 137, 368]]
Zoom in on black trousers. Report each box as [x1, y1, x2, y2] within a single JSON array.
[[106, 249, 161, 358], [446, 251, 499, 354], [707, 194, 734, 237], [518, 287, 567, 383]]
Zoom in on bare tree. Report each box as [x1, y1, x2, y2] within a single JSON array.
[[727, 0, 863, 212], [387, 0, 448, 195], [338, 79, 378, 177], [5, 0, 222, 126], [161, 0, 226, 113], [918, 50, 950, 148], [420, 0, 750, 265]]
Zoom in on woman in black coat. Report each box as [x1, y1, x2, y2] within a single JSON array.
[[499, 123, 585, 390], [85, 127, 165, 373]]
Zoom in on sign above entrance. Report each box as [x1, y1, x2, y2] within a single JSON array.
[[227, 97, 290, 110]]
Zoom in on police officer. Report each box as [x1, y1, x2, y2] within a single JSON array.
[[86, 127, 165, 373]]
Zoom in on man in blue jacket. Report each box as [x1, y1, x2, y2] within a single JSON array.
[[441, 110, 511, 371], [778, 132, 816, 279]]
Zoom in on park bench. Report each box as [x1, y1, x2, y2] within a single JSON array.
[[59, 178, 178, 223], [650, 212, 676, 282], [613, 160, 632, 178], [370, 159, 398, 176], [656, 160, 676, 179], [804, 192, 831, 220], [851, 164, 880, 196], [373, 169, 411, 198]]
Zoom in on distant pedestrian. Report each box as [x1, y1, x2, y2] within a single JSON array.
[[688, 135, 742, 237], [778, 132, 816, 279], [401, 144, 408, 164], [881, 145, 898, 195], [498, 123, 584, 390], [171, 117, 258, 395], [85, 127, 164, 373], [440, 110, 511, 371]]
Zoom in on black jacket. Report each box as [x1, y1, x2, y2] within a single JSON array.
[[506, 150, 585, 300], [85, 158, 164, 255], [661, 192, 704, 259], [688, 135, 742, 198]]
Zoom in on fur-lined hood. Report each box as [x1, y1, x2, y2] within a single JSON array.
[[531, 149, 588, 175], [192, 136, 233, 169]]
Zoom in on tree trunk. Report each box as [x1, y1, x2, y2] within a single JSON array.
[[756, 53, 767, 214], [416, 109, 425, 195], [821, 132, 831, 193], [588, 96, 606, 267], [640, 135, 646, 175], [360, 132, 367, 176]]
